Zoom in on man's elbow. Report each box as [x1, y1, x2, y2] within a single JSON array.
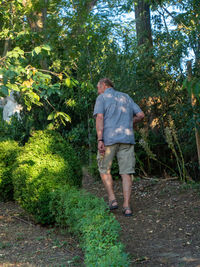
[[96, 113, 104, 121]]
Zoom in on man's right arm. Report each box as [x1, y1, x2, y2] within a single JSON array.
[[96, 113, 104, 141], [96, 113, 105, 155]]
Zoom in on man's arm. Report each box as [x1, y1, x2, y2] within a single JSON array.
[[133, 111, 144, 125], [96, 113, 105, 155], [96, 113, 104, 140]]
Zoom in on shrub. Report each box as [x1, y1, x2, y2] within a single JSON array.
[[0, 139, 21, 201], [10, 129, 129, 265], [49, 186, 130, 266], [13, 130, 82, 223]]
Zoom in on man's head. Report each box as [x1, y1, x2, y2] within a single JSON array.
[[97, 78, 114, 94]]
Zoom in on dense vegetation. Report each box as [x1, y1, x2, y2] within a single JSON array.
[[13, 130, 82, 223], [0, 0, 199, 180], [0, 130, 129, 265], [0, 1, 199, 265], [0, 139, 21, 201]]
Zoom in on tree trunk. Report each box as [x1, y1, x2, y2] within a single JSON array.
[[134, 0, 153, 47], [134, 0, 162, 133]]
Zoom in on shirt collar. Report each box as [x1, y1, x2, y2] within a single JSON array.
[[104, 87, 113, 94]]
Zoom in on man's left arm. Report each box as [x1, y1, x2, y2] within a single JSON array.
[[133, 111, 144, 124]]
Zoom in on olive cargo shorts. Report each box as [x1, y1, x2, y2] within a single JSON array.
[[97, 143, 135, 174]]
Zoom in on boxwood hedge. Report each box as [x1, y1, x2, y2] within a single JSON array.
[[49, 186, 130, 267], [5, 129, 129, 266], [13, 130, 82, 224]]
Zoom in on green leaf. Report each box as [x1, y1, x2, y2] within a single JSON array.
[[65, 99, 76, 107], [46, 123, 55, 130], [6, 83, 20, 91], [42, 44, 51, 51], [65, 78, 71, 87], [57, 112, 71, 123], [6, 47, 24, 58], [47, 112, 55, 121], [34, 46, 42, 55], [0, 85, 9, 96]]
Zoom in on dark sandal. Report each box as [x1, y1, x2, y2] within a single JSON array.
[[109, 199, 118, 210], [122, 207, 133, 217]]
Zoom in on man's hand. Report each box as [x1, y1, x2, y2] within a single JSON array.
[[133, 111, 144, 129], [98, 140, 105, 156]]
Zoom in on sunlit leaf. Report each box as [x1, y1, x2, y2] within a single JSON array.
[[47, 112, 55, 120], [34, 46, 42, 55], [65, 78, 71, 87]]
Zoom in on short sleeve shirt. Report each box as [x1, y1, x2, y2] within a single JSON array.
[[93, 88, 142, 145]]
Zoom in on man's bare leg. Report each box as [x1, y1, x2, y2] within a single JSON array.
[[121, 174, 132, 214], [100, 173, 118, 205]]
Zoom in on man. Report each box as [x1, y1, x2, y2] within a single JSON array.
[[93, 78, 144, 216]]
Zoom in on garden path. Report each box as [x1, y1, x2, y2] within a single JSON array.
[[83, 172, 200, 267], [1, 173, 200, 267]]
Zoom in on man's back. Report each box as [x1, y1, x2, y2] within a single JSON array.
[[93, 87, 142, 145]]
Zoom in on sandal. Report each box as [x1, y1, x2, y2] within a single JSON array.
[[122, 207, 133, 217], [109, 199, 118, 210]]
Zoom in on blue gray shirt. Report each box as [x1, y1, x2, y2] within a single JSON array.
[[93, 88, 142, 146]]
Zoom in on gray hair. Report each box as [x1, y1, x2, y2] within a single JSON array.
[[98, 78, 114, 88]]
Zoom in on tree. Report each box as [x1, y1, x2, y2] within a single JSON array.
[[134, 0, 153, 47]]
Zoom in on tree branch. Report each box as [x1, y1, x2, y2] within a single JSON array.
[[161, 4, 190, 31]]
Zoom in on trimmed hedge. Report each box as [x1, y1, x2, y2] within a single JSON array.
[[0, 139, 21, 201], [13, 130, 82, 224], [8, 129, 129, 266], [50, 186, 130, 266]]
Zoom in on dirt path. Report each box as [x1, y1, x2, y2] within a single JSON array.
[[0, 202, 83, 267], [1, 174, 200, 267], [83, 173, 200, 267]]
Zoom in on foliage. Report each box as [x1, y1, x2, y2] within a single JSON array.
[[0, 109, 32, 144], [0, 139, 21, 201], [0, 0, 199, 179], [0, 126, 129, 264], [49, 186, 130, 266], [12, 130, 82, 224], [164, 122, 187, 181]]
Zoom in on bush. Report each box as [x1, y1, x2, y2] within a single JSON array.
[[13, 130, 82, 223], [49, 186, 130, 267], [0, 139, 21, 201]]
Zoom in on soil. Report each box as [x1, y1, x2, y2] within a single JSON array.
[[83, 173, 200, 267], [1, 173, 200, 267], [0, 202, 83, 267]]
